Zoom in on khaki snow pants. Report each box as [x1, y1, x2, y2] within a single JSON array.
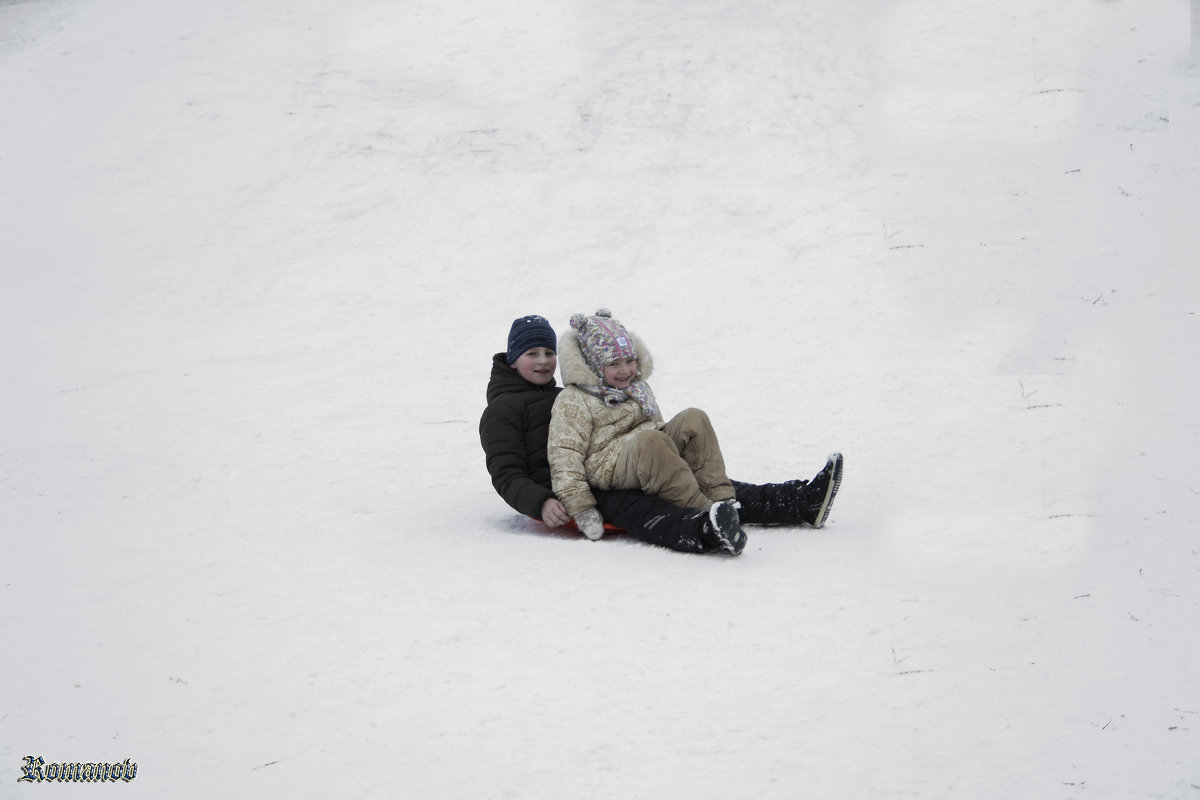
[[611, 407, 735, 511]]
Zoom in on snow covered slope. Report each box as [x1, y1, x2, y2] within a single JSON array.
[[2, 0, 1197, 796]]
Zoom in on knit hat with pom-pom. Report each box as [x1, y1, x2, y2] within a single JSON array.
[[568, 309, 658, 418], [569, 309, 637, 373]]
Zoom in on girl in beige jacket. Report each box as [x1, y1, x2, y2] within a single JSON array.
[[547, 309, 743, 548]]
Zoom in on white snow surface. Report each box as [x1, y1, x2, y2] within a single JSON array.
[[2, 0, 1199, 796]]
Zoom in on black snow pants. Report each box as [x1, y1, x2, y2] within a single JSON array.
[[593, 478, 809, 554]]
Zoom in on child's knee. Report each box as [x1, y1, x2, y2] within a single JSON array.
[[668, 407, 715, 440]]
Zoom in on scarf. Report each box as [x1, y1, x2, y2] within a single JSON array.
[[579, 379, 659, 419]]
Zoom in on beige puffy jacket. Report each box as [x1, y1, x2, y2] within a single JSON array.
[[547, 326, 664, 517]]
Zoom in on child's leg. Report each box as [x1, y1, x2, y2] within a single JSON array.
[[660, 408, 736, 503], [593, 490, 717, 554], [611, 429, 712, 511]]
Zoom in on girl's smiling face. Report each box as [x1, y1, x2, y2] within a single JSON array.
[[602, 356, 639, 389], [513, 347, 556, 385]]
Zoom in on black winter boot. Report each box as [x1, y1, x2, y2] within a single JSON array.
[[732, 453, 843, 528], [798, 453, 843, 528], [733, 480, 804, 526], [700, 500, 747, 555]]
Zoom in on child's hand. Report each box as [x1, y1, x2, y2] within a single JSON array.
[[574, 507, 605, 541], [541, 498, 571, 528]]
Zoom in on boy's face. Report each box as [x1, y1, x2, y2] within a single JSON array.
[[603, 356, 639, 389], [513, 347, 557, 386]]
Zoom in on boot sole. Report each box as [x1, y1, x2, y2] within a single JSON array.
[[812, 452, 843, 529]]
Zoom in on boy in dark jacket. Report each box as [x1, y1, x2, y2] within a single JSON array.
[[479, 314, 843, 555]]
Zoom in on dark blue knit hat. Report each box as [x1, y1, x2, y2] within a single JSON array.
[[506, 315, 557, 365]]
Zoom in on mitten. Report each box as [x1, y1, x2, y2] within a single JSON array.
[[574, 507, 605, 541]]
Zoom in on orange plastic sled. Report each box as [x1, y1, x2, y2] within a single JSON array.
[[527, 517, 624, 536]]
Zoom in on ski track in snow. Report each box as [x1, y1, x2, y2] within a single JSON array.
[[2, 0, 1198, 797]]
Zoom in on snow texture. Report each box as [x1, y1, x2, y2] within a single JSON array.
[[2, 0, 1198, 797]]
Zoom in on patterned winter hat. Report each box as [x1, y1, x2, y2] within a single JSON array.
[[569, 309, 638, 373], [506, 315, 557, 365]]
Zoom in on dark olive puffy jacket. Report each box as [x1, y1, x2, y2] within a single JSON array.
[[479, 353, 562, 519]]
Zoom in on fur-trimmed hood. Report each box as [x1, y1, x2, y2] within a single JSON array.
[[558, 325, 655, 388]]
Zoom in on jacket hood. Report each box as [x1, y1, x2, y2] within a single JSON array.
[[558, 326, 654, 388], [485, 352, 559, 404]]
